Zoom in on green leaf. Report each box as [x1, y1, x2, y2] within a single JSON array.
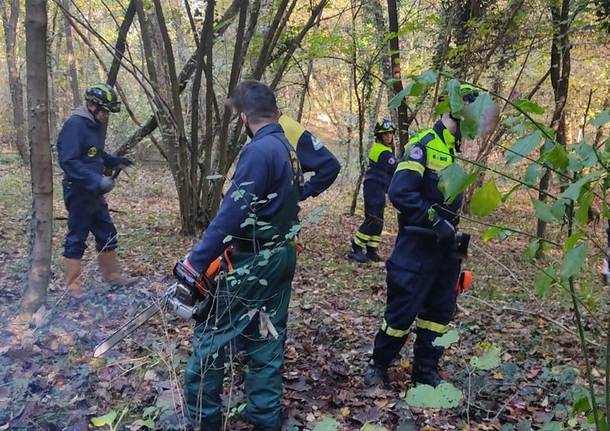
[[405, 382, 463, 408], [432, 329, 459, 348], [524, 239, 540, 260], [560, 242, 587, 279], [360, 424, 387, 431], [482, 226, 512, 243], [524, 163, 544, 186], [532, 199, 560, 223], [470, 179, 502, 216], [460, 92, 497, 139], [560, 172, 603, 202], [470, 345, 501, 370], [575, 190, 594, 226], [313, 416, 340, 431], [535, 268, 555, 298], [544, 143, 569, 171], [388, 87, 409, 109], [564, 232, 585, 252], [91, 410, 118, 427], [514, 99, 545, 115], [591, 109, 610, 127], [550, 199, 567, 221], [439, 164, 479, 204], [506, 131, 543, 165], [572, 386, 592, 414], [447, 79, 464, 114]]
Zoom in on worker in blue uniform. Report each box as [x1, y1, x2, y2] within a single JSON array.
[[278, 114, 341, 201], [363, 84, 493, 386], [180, 81, 303, 431], [57, 83, 135, 295], [348, 120, 397, 263]]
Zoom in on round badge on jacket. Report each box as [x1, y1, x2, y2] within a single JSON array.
[[87, 147, 98, 157], [409, 146, 423, 160]]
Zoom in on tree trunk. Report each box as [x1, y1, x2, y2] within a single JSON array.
[[62, 0, 80, 106], [1, 0, 28, 163], [21, 0, 53, 319], [386, 0, 410, 157], [536, 0, 571, 258]]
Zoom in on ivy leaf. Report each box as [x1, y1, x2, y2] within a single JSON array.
[[405, 382, 463, 408], [439, 164, 478, 204], [506, 131, 543, 165], [591, 109, 610, 127], [560, 242, 587, 280], [91, 411, 117, 427], [432, 329, 459, 348], [470, 345, 501, 370], [313, 416, 340, 431], [514, 99, 545, 115], [532, 199, 560, 223], [470, 179, 502, 216]]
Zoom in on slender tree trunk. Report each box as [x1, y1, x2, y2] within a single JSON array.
[[536, 0, 571, 258], [1, 0, 28, 163], [21, 0, 52, 318], [386, 0, 410, 157], [106, 0, 136, 86], [62, 0, 80, 106]]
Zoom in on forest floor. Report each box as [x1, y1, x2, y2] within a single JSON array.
[[0, 153, 607, 431]]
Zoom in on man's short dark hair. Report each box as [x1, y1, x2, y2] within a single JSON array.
[[228, 80, 279, 123]]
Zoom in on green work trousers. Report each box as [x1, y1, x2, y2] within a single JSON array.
[[184, 244, 297, 430]]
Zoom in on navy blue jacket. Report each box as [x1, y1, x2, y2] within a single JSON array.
[[364, 142, 396, 192], [389, 121, 462, 228], [278, 115, 340, 200], [188, 123, 297, 272], [57, 105, 123, 193]]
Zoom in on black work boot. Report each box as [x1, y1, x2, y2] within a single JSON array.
[[411, 363, 443, 387], [348, 242, 369, 263], [366, 247, 382, 262], [363, 362, 388, 386]]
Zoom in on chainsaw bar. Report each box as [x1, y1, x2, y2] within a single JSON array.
[[94, 300, 164, 358]]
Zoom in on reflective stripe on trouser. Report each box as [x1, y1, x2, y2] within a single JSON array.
[[354, 205, 384, 249], [63, 182, 118, 259], [372, 246, 460, 369], [184, 244, 297, 429]]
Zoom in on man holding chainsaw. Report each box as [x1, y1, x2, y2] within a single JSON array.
[[181, 80, 302, 431], [57, 83, 135, 295], [363, 83, 497, 387]]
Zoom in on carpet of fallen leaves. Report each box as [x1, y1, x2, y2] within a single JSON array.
[[0, 154, 607, 430]]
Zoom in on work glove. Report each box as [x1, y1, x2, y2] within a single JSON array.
[[432, 218, 455, 242], [115, 156, 133, 170], [99, 176, 115, 194]]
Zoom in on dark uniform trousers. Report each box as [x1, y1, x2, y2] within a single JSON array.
[[63, 181, 118, 259], [372, 232, 460, 369], [354, 180, 386, 250]]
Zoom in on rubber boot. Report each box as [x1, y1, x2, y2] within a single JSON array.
[[347, 242, 369, 263], [411, 362, 443, 387], [97, 250, 138, 286], [64, 258, 83, 295], [366, 246, 382, 262]]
